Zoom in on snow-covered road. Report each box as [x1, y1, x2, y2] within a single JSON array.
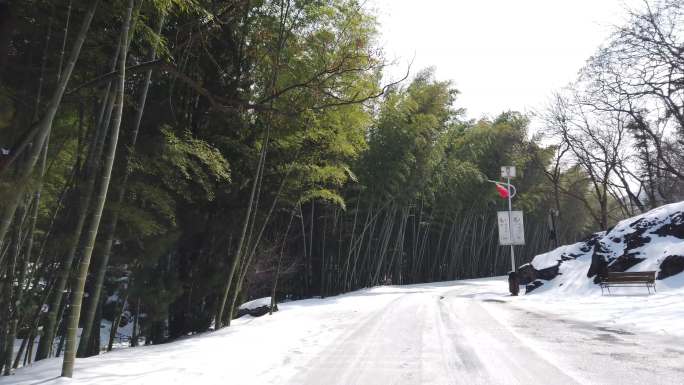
[[289, 281, 683, 385], [4, 277, 683, 385], [289, 288, 583, 385]]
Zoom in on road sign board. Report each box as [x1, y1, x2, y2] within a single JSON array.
[[497, 211, 525, 245], [501, 166, 516, 179]]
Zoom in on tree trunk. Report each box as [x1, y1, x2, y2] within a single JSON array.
[[25, 334, 35, 366], [227, 156, 292, 322], [35, 77, 115, 361], [54, 303, 69, 358], [61, 0, 132, 377], [107, 291, 128, 352], [130, 298, 140, 347], [34, 2, 105, 361], [270, 209, 295, 315], [2, 205, 25, 375], [77, 14, 164, 358], [12, 335, 28, 369], [216, 129, 269, 329]]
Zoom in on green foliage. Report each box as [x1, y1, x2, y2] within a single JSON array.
[[299, 188, 347, 210], [150, 0, 202, 15], [117, 182, 177, 236], [131, 126, 230, 203], [360, 68, 459, 203]]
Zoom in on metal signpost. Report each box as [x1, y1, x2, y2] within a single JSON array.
[[497, 166, 524, 272], [485, 166, 526, 295]]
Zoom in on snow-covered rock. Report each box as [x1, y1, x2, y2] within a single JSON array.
[[517, 233, 600, 292], [237, 297, 276, 317], [522, 201, 684, 294]]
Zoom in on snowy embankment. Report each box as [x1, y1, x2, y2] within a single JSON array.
[[516, 201, 684, 336], [2, 285, 414, 385]]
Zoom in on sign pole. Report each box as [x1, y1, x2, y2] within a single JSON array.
[[494, 166, 522, 296], [507, 174, 515, 272]]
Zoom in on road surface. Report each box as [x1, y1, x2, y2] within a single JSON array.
[[288, 281, 684, 385]]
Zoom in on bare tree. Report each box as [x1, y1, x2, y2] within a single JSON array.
[[542, 91, 629, 230], [578, 0, 684, 191]]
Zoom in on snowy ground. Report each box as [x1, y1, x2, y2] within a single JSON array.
[[11, 319, 135, 369], [2, 277, 683, 385], [518, 261, 684, 337]]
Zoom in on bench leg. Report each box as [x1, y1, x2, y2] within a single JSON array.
[[647, 285, 651, 294]]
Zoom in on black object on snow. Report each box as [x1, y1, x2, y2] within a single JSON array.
[[508, 271, 520, 296], [658, 255, 684, 280]]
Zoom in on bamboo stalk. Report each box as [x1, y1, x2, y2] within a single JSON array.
[[78, 13, 165, 358], [61, 0, 132, 377]]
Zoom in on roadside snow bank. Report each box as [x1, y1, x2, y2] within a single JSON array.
[[521, 201, 684, 295], [514, 201, 684, 335], [512, 272, 684, 336]]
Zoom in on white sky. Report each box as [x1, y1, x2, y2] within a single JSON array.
[[368, 0, 642, 121]]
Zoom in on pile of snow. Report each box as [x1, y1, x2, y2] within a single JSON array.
[[520, 201, 684, 295]]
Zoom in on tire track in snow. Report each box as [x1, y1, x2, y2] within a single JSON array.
[[438, 292, 583, 385], [289, 288, 584, 385], [287, 282, 683, 385], [289, 293, 428, 385]]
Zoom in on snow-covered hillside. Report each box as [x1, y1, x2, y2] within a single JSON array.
[[519, 201, 684, 295], [513, 202, 684, 336]]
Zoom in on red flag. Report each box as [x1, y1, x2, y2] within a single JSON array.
[[495, 184, 509, 199]]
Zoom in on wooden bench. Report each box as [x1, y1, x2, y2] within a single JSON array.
[[599, 271, 657, 294]]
